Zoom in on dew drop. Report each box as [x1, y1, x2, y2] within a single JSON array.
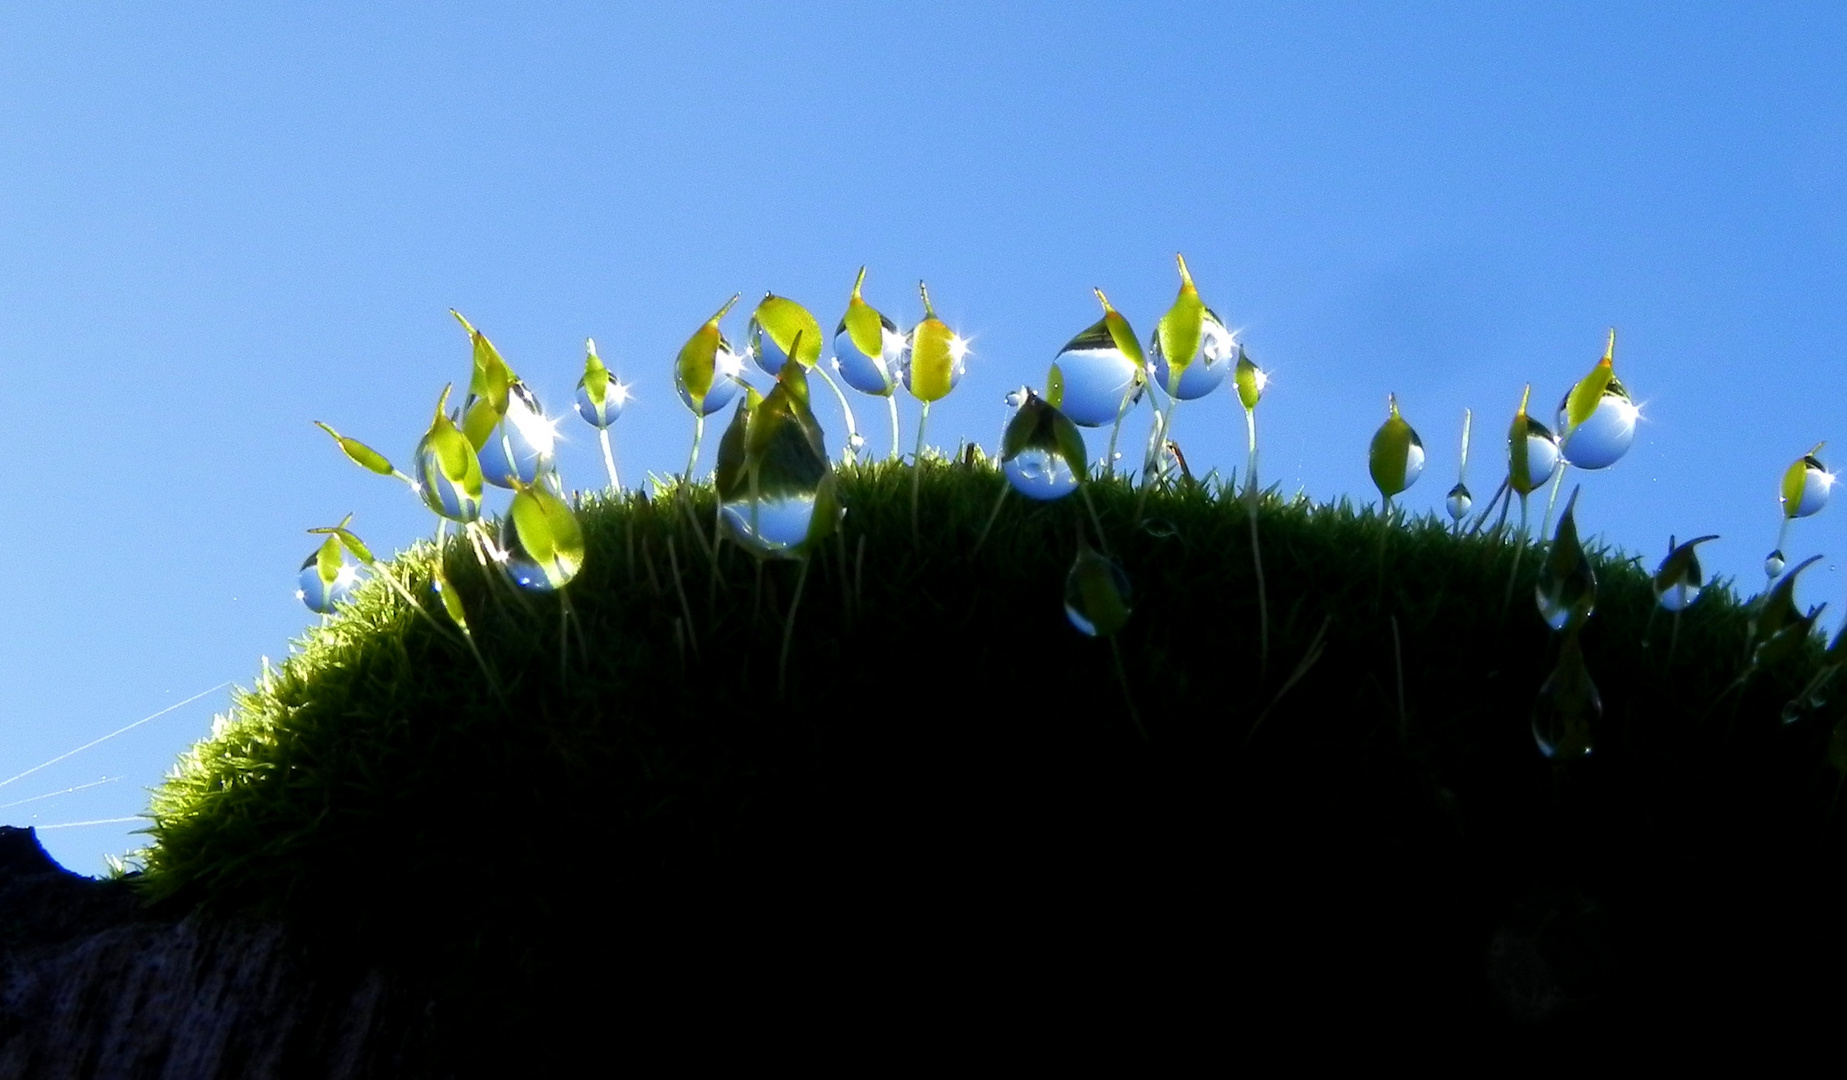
[[1445, 482, 1473, 522], [1533, 636, 1599, 760], [1003, 448, 1080, 501], [1065, 547, 1132, 637], [297, 550, 362, 614], [1053, 343, 1144, 427], [1557, 386, 1638, 471], [479, 384, 557, 489], [1765, 549, 1787, 579], [1146, 314, 1234, 401], [720, 492, 823, 559]]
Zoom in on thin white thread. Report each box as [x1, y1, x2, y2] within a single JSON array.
[[0, 683, 231, 792]]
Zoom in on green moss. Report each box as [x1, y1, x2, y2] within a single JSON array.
[[136, 459, 1847, 1045]]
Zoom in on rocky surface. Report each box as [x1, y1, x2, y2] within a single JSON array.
[[0, 827, 423, 1079]]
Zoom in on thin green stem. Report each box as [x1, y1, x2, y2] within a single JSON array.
[[685, 414, 705, 482], [912, 400, 931, 542], [811, 364, 860, 459], [1107, 636, 1149, 742], [886, 394, 901, 460], [597, 429, 621, 491], [778, 557, 812, 701], [971, 482, 1009, 559]]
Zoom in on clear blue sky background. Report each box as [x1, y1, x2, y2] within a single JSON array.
[[4, 3, 1845, 873]]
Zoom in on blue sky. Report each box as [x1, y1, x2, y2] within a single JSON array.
[[4, 3, 1846, 873]]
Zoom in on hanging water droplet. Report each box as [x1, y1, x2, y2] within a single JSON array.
[[499, 482, 587, 591], [1780, 445, 1834, 519], [1653, 534, 1718, 612], [831, 268, 904, 396], [1000, 391, 1086, 502], [847, 432, 866, 454], [415, 386, 484, 523], [1003, 449, 1079, 501], [1557, 332, 1636, 471], [1065, 545, 1132, 637], [1533, 633, 1599, 760], [1535, 487, 1596, 632], [1148, 310, 1234, 401], [1557, 380, 1638, 470], [719, 493, 824, 557], [297, 538, 363, 614], [1005, 388, 1027, 408], [676, 355, 746, 417], [575, 374, 629, 428], [1445, 482, 1473, 522], [574, 338, 628, 429], [1513, 421, 1561, 495], [899, 282, 967, 403], [1051, 290, 1147, 426], [1765, 549, 1787, 579], [479, 382, 558, 489], [1147, 255, 1233, 401], [748, 294, 824, 376], [1368, 393, 1425, 500]]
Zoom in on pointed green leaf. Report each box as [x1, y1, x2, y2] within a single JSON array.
[[1368, 394, 1419, 498], [1154, 254, 1205, 394], [1234, 348, 1264, 411], [676, 295, 740, 411], [1565, 332, 1616, 431], [908, 282, 958, 403], [841, 267, 887, 361], [581, 338, 611, 408], [510, 484, 586, 589], [751, 294, 824, 369], [431, 561, 469, 632], [314, 422, 396, 476]]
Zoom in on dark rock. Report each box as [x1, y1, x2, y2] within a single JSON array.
[[0, 827, 428, 1079]]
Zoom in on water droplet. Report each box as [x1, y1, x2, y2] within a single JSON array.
[[297, 540, 362, 614], [847, 432, 866, 453], [1781, 447, 1833, 519], [1147, 313, 1234, 401], [479, 383, 558, 489], [1653, 534, 1717, 612], [1533, 634, 1599, 760], [832, 269, 904, 396], [1065, 546, 1132, 637], [1535, 487, 1596, 632], [1051, 336, 1144, 427], [1557, 383, 1638, 470], [720, 492, 822, 558], [414, 388, 484, 523], [1368, 394, 1424, 499], [1765, 549, 1786, 579], [900, 282, 967, 403], [1003, 449, 1079, 501], [1513, 424, 1561, 495], [575, 374, 629, 429], [1141, 518, 1179, 539], [676, 359, 746, 417], [1004, 388, 1027, 408], [1445, 482, 1473, 522], [1000, 392, 1086, 502]]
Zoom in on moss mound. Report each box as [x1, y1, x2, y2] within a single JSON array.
[[139, 460, 1847, 1056]]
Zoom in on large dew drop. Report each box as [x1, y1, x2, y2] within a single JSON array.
[[1653, 534, 1718, 612], [297, 540, 362, 614], [1003, 449, 1079, 501], [720, 493, 823, 558], [479, 382, 557, 489], [1534, 487, 1596, 632], [1557, 381, 1639, 470], [1000, 391, 1086, 502], [831, 268, 905, 396], [1065, 546, 1133, 637], [1147, 315, 1233, 401], [1533, 634, 1599, 760], [1780, 446, 1833, 519], [1445, 482, 1472, 523]]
